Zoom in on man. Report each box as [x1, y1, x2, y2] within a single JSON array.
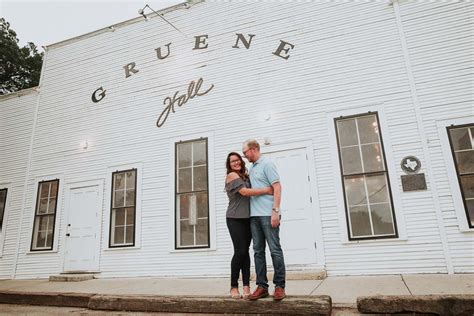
[[242, 139, 286, 301]]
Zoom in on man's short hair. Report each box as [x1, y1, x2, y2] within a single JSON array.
[[244, 139, 260, 151]]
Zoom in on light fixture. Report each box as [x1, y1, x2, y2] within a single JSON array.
[[81, 140, 89, 149]]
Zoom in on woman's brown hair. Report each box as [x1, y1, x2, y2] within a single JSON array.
[[226, 152, 249, 180]]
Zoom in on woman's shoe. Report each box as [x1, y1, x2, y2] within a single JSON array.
[[242, 286, 251, 299], [230, 288, 241, 299]]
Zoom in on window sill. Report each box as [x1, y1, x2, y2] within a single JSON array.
[[26, 249, 59, 254], [169, 247, 216, 253], [341, 236, 408, 245], [104, 245, 141, 251]]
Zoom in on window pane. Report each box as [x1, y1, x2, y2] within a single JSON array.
[[180, 221, 194, 246], [39, 215, 49, 231], [193, 166, 208, 191], [344, 176, 366, 206], [193, 141, 207, 165], [0, 190, 5, 229], [178, 143, 192, 168], [126, 171, 136, 189], [466, 200, 474, 226], [38, 198, 48, 214], [114, 209, 125, 226], [196, 218, 209, 245], [178, 168, 192, 193], [370, 203, 395, 235], [178, 194, 190, 219], [361, 144, 384, 173], [115, 173, 125, 190], [125, 225, 134, 244], [461, 175, 474, 199], [113, 190, 125, 208], [358, 115, 379, 144], [45, 229, 53, 249], [450, 127, 472, 151], [50, 181, 58, 198], [366, 174, 389, 204], [47, 198, 57, 214], [36, 230, 47, 249], [337, 119, 358, 147], [125, 189, 135, 206], [349, 205, 371, 237], [40, 183, 50, 198], [114, 227, 124, 245], [341, 147, 363, 174], [196, 192, 209, 218], [455, 151, 474, 174], [126, 207, 135, 226]]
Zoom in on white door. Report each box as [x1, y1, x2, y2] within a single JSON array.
[[64, 184, 101, 272], [263, 148, 317, 265]]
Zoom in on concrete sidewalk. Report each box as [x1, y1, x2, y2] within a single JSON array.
[[0, 274, 472, 314]]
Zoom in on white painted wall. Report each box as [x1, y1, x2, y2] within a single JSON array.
[[1, 1, 472, 279], [398, 0, 474, 273], [0, 89, 38, 279]]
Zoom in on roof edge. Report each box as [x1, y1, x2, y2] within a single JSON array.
[[44, 1, 203, 50], [0, 87, 39, 101]]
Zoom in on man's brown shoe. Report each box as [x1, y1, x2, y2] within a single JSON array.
[[273, 287, 286, 301], [248, 286, 269, 300]]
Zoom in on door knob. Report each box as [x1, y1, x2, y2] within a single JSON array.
[[66, 233, 70, 237]]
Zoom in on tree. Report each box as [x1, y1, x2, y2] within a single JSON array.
[[0, 18, 43, 95]]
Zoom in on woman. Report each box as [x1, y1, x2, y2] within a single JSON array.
[[225, 152, 273, 299]]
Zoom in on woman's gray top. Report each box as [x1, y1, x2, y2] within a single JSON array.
[[225, 177, 251, 218]]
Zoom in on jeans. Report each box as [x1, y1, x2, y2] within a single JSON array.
[[226, 218, 251, 288], [250, 216, 286, 289]]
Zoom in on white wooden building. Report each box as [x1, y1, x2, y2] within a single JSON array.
[[0, 0, 472, 280]]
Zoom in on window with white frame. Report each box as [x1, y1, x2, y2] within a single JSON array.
[[110, 169, 137, 247], [447, 124, 474, 228], [31, 180, 59, 251], [335, 113, 398, 240], [0, 189, 7, 233], [175, 138, 209, 249]]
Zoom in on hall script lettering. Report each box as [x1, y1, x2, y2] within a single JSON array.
[[91, 33, 294, 127], [156, 78, 214, 128]]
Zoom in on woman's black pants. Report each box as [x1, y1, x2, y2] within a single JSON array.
[[226, 217, 251, 288]]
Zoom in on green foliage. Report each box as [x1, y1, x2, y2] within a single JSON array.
[[0, 18, 43, 94]]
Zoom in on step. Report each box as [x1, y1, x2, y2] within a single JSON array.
[[357, 295, 474, 315], [0, 291, 332, 315], [49, 274, 95, 282], [252, 269, 327, 281]]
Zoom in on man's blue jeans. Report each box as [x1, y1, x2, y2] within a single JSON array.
[[250, 216, 286, 289]]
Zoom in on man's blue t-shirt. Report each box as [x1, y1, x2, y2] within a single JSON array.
[[249, 156, 280, 216]]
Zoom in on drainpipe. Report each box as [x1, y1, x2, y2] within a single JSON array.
[[391, 0, 454, 273]]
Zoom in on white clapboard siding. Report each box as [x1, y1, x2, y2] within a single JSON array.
[[2, 1, 471, 279], [398, 0, 474, 273], [0, 89, 38, 279]]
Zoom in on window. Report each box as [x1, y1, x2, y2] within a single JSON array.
[[175, 138, 209, 249], [110, 169, 137, 247], [335, 113, 397, 240], [447, 124, 474, 228], [31, 180, 59, 251], [0, 189, 7, 233]]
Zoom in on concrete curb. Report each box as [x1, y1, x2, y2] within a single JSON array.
[[0, 290, 92, 308], [0, 291, 332, 315], [357, 295, 474, 316]]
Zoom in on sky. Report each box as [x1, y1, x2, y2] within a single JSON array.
[[1, 0, 184, 50]]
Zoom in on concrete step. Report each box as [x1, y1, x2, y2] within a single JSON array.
[[252, 269, 327, 281], [0, 291, 332, 315], [49, 274, 95, 282], [357, 295, 474, 315]]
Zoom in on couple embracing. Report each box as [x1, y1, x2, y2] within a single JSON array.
[[225, 139, 286, 301]]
